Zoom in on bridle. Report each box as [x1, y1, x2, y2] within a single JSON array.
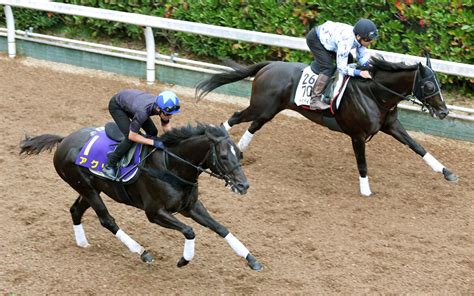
[[132, 134, 241, 188], [199, 136, 242, 186], [371, 63, 441, 111], [158, 134, 241, 187]]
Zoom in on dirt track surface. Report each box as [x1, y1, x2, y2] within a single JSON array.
[[1, 55, 473, 295]]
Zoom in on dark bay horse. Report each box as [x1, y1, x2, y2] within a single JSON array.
[[19, 123, 262, 270], [195, 56, 458, 196]]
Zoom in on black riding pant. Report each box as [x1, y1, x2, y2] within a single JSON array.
[[306, 27, 337, 76], [106, 95, 158, 166]]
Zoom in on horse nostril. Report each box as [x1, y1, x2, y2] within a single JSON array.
[[238, 181, 250, 192], [439, 110, 449, 119]]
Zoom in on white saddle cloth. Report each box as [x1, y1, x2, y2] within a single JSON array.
[[294, 66, 350, 110]]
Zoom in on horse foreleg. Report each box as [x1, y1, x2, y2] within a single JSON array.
[[183, 200, 263, 271], [352, 137, 372, 196], [146, 208, 196, 268], [382, 119, 458, 182], [70, 195, 91, 248]]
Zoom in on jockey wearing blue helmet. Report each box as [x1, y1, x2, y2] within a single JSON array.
[[155, 90, 181, 115], [306, 18, 378, 110], [102, 89, 181, 180]]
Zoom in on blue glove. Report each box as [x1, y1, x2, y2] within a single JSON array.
[[153, 140, 165, 150]]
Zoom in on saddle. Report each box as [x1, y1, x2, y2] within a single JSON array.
[[104, 122, 137, 168], [294, 64, 350, 114], [74, 123, 144, 183]]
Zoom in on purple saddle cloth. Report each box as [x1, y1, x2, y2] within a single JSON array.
[[75, 127, 142, 182]]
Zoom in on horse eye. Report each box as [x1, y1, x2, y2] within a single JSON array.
[[425, 81, 435, 91]]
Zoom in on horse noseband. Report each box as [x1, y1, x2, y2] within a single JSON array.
[[207, 137, 242, 186]]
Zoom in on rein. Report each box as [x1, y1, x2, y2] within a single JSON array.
[[117, 148, 157, 181], [371, 73, 423, 109], [370, 64, 440, 112], [163, 136, 241, 187], [117, 146, 217, 183], [136, 136, 238, 186], [165, 149, 224, 180]]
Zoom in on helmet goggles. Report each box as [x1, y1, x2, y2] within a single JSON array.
[[362, 30, 379, 42], [155, 90, 181, 115], [162, 104, 180, 115]]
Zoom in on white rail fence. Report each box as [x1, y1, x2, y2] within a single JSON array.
[[1, 0, 473, 121]]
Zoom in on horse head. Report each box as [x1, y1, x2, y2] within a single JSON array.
[[204, 125, 249, 195], [413, 55, 448, 119]]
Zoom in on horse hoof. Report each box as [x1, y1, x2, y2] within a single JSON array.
[[177, 257, 189, 268], [248, 261, 263, 271], [443, 168, 459, 182], [140, 250, 154, 264], [246, 254, 263, 271]]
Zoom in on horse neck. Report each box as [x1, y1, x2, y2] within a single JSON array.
[[165, 135, 211, 181], [373, 69, 417, 108]]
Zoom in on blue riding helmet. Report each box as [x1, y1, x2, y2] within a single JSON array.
[[353, 18, 379, 41], [155, 91, 181, 115]]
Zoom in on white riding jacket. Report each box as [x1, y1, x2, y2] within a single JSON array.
[[317, 21, 371, 76]]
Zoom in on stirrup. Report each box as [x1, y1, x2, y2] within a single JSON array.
[[309, 98, 330, 110], [102, 166, 118, 180]]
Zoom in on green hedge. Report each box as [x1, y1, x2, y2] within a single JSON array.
[[1, 0, 472, 95]]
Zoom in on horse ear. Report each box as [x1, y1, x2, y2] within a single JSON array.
[[425, 52, 432, 69], [218, 124, 229, 136], [204, 128, 219, 142]]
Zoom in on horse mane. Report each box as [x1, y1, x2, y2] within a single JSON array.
[[368, 55, 419, 73], [159, 122, 226, 147]]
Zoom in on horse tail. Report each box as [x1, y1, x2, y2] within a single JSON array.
[[195, 61, 271, 101], [19, 134, 64, 155]]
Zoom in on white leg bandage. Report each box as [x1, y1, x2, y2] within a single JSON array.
[[115, 229, 145, 255], [225, 233, 249, 258], [222, 121, 231, 131], [73, 224, 90, 248], [238, 130, 254, 152], [183, 238, 195, 261], [359, 176, 372, 197], [423, 152, 445, 173]]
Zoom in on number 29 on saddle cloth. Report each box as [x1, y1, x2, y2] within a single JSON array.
[[74, 127, 143, 182]]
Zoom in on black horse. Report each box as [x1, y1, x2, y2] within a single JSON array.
[[196, 56, 458, 196], [19, 123, 263, 270]]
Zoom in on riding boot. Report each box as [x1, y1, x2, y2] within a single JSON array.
[[102, 139, 133, 180], [309, 74, 330, 110], [102, 157, 119, 180]]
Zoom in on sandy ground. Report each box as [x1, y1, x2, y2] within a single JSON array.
[[0, 54, 473, 295]]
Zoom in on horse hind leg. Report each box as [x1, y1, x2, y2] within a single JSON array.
[[222, 109, 249, 131], [73, 187, 153, 263], [223, 107, 277, 152], [237, 115, 276, 152], [70, 195, 91, 248]]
